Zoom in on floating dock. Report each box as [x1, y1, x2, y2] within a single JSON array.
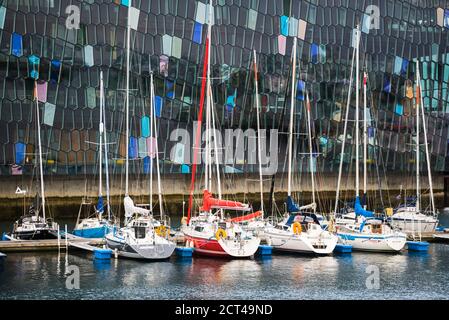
[[0, 238, 105, 253]]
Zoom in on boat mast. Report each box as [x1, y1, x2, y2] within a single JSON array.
[[35, 82, 46, 220], [416, 60, 435, 214], [253, 50, 264, 214], [355, 24, 360, 198], [205, 0, 213, 196], [415, 61, 420, 214], [125, 0, 131, 197], [151, 73, 164, 217], [149, 73, 154, 213], [99, 70, 104, 220], [101, 72, 112, 221], [305, 92, 316, 213], [363, 70, 368, 208], [334, 45, 356, 214], [186, 2, 210, 224], [287, 37, 298, 197]]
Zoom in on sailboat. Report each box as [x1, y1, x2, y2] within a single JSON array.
[[263, 36, 338, 255], [333, 25, 406, 252], [73, 71, 116, 238], [10, 81, 59, 240], [105, 1, 176, 260], [389, 60, 439, 239], [181, 0, 260, 258]]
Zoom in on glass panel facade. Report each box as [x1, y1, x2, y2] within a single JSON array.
[[0, 0, 448, 177]]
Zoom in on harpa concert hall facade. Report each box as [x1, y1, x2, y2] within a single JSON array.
[[0, 0, 449, 179]]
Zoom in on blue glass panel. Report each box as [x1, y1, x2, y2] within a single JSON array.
[[193, 22, 203, 44], [401, 58, 409, 76], [141, 116, 150, 137], [0, 6, 6, 29], [129, 136, 138, 159], [181, 164, 190, 174], [319, 136, 328, 146], [296, 80, 305, 101], [143, 156, 151, 174], [11, 33, 23, 57], [29, 55, 40, 79], [280, 16, 289, 36], [155, 96, 163, 117], [166, 80, 174, 99], [15, 142, 26, 164], [50, 60, 61, 84], [383, 76, 391, 93], [311, 44, 319, 64], [394, 56, 403, 75], [445, 10, 449, 28]]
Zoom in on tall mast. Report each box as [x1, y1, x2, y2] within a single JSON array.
[[305, 92, 316, 212], [355, 24, 360, 198], [416, 60, 435, 214], [287, 37, 298, 197], [210, 87, 222, 200], [363, 70, 368, 208], [205, 0, 213, 194], [186, 1, 210, 224], [125, 0, 131, 197], [253, 50, 264, 213], [35, 82, 46, 220], [415, 60, 420, 213], [149, 73, 154, 212], [101, 72, 112, 221], [99, 70, 104, 220], [151, 74, 164, 217], [334, 46, 356, 214]]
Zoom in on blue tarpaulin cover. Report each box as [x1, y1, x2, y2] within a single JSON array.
[[354, 196, 374, 218]]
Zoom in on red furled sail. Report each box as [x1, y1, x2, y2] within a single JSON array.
[[200, 190, 251, 212], [229, 211, 262, 223]]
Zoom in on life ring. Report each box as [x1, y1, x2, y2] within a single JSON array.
[[215, 228, 227, 240], [292, 222, 302, 235], [155, 225, 169, 238]]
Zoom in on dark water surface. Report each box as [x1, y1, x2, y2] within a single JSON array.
[[1, 214, 449, 300]]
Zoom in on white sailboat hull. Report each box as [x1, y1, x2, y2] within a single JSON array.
[[218, 237, 261, 257], [265, 228, 338, 255], [337, 232, 406, 252], [390, 208, 438, 236]]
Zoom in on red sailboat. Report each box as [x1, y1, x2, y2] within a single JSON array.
[[181, 0, 260, 258], [183, 190, 260, 257]]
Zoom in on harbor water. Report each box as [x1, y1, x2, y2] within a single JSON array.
[[1, 213, 449, 300]]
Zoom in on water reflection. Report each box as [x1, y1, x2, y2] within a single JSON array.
[[1, 243, 449, 299]]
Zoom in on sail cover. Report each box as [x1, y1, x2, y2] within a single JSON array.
[[97, 195, 104, 214], [287, 196, 300, 213], [200, 189, 251, 212], [354, 196, 374, 218], [229, 211, 262, 223], [124, 196, 150, 217]]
